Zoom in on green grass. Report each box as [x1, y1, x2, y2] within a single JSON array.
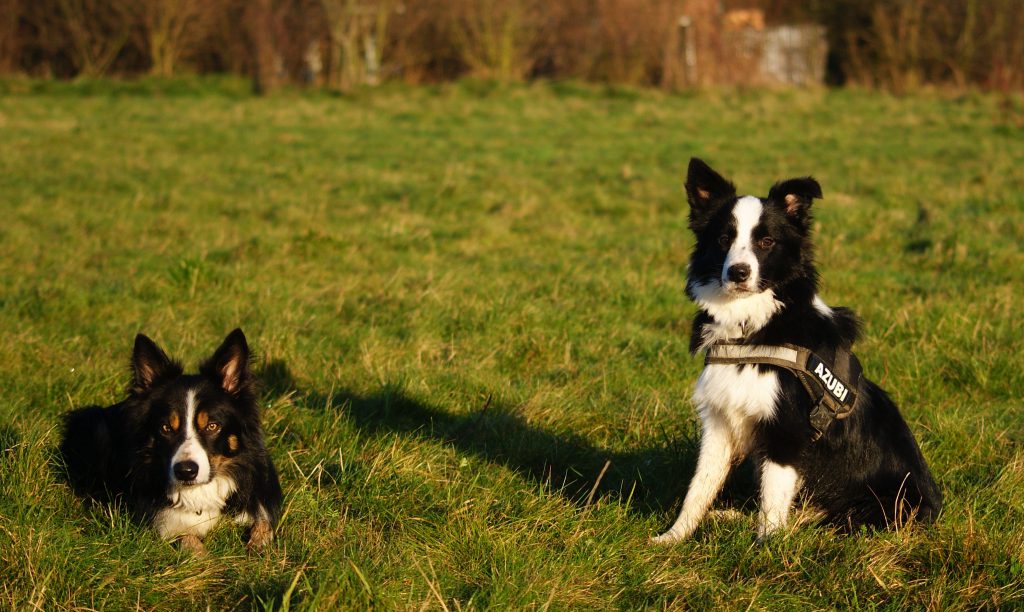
[[1, 78, 1023, 609]]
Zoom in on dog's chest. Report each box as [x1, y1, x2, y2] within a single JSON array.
[[693, 363, 780, 430], [153, 474, 237, 540]]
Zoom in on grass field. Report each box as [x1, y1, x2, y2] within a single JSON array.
[[1, 77, 1023, 609]]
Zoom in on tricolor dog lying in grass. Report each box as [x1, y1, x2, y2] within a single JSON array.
[[60, 329, 282, 555], [653, 159, 942, 543]]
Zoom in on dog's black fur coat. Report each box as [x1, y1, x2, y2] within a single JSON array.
[[60, 329, 282, 545], [682, 158, 941, 531]]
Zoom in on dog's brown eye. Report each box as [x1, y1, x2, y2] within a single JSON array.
[[206, 422, 221, 433], [759, 237, 775, 249], [718, 235, 731, 249], [160, 424, 172, 434]]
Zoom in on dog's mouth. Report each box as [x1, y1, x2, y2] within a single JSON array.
[[169, 466, 215, 488], [688, 277, 766, 306], [722, 281, 758, 295], [176, 478, 211, 487], [169, 478, 213, 491]]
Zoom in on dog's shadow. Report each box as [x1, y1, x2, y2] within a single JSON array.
[[261, 361, 756, 518]]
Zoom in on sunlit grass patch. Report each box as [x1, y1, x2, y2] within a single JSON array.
[[0, 80, 1022, 608]]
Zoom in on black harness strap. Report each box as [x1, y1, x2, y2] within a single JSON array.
[[705, 340, 863, 440]]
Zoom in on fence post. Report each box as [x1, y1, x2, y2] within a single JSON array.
[[679, 15, 697, 86]]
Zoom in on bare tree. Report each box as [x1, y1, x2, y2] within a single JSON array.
[[131, 0, 210, 76], [244, 0, 281, 94], [45, 0, 133, 77], [448, 0, 539, 81], [319, 0, 394, 89], [0, 0, 22, 73]]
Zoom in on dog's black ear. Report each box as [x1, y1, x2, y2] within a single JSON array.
[[685, 158, 736, 229], [768, 177, 822, 220], [131, 334, 182, 395], [202, 328, 251, 395]]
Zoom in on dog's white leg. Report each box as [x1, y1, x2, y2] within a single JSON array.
[[756, 460, 801, 540], [652, 414, 735, 544]]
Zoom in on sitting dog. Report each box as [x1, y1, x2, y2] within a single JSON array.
[[60, 329, 282, 554], [653, 159, 942, 543]]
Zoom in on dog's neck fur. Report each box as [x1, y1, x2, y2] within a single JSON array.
[[690, 282, 783, 348], [689, 272, 819, 350]]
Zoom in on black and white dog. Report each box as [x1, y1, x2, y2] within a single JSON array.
[[60, 329, 282, 554], [653, 159, 941, 543]]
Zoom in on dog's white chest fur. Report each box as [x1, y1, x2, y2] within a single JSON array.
[[694, 363, 780, 434], [153, 474, 237, 539], [688, 285, 783, 435]]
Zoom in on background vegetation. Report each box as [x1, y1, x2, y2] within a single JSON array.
[[1, 0, 1023, 92], [0, 78, 1022, 608]]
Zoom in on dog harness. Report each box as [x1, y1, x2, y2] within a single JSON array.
[[705, 340, 863, 441]]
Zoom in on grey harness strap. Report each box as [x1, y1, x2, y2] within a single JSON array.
[[705, 340, 863, 440]]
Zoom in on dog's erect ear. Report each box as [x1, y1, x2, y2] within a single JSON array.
[[768, 177, 822, 219], [202, 328, 251, 395], [686, 158, 736, 209], [685, 158, 736, 229], [131, 334, 182, 395]]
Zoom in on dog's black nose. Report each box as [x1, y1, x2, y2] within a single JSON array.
[[173, 461, 199, 482], [727, 263, 751, 283]]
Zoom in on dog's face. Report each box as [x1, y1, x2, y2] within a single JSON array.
[[130, 329, 253, 489], [684, 158, 822, 302]]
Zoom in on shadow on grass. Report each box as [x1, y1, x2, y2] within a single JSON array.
[[260, 361, 756, 518]]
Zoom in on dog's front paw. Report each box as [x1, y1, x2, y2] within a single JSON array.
[[179, 534, 208, 557], [246, 518, 274, 552], [755, 520, 787, 542], [650, 530, 688, 545]]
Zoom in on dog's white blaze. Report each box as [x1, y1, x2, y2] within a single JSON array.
[[722, 196, 763, 290], [155, 473, 238, 539], [758, 461, 801, 539], [170, 389, 211, 485]]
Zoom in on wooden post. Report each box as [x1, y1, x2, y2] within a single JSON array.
[[245, 0, 278, 95], [679, 15, 697, 86]]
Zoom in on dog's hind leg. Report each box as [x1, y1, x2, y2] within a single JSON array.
[[652, 414, 736, 544], [756, 460, 801, 540]]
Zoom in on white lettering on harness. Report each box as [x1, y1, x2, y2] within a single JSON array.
[[813, 361, 850, 403]]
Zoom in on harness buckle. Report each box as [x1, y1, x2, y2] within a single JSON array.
[[808, 397, 834, 441]]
